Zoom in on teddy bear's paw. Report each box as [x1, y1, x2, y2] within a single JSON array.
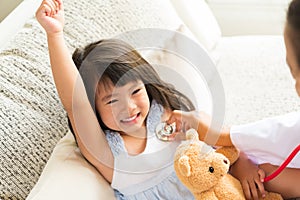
[[261, 192, 283, 200], [186, 129, 199, 140]]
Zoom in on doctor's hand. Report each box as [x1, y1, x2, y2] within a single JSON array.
[[230, 152, 266, 200]]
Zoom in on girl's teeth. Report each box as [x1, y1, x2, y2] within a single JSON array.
[[122, 115, 136, 122]]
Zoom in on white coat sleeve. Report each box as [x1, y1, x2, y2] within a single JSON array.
[[230, 112, 300, 167]]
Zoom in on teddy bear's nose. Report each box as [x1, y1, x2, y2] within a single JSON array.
[[223, 159, 228, 164]]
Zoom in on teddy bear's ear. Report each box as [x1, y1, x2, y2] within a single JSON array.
[[178, 155, 191, 177]]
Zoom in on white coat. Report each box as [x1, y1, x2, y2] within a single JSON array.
[[230, 112, 300, 168]]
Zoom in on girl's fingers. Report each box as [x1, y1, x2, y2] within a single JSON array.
[[55, 0, 63, 10], [38, 2, 52, 17], [168, 131, 185, 141], [46, 0, 57, 11], [36, 0, 64, 34], [174, 122, 181, 132], [55, 0, 63, 6], [42, 4, 52, 17], [42, 0, 53, 16], [53, 0, 59, 8], [42, 0, 60, 16], [52, 0, 63, 14], [169, 110, 185, 123]]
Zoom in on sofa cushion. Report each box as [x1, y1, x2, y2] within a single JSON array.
[[0, 18, 69, 199], [26, 131, 115, 200]]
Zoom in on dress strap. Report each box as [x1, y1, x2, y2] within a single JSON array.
[[105, 131, 126, 156]]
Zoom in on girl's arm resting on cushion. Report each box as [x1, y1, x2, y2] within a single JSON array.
[[36, 0, 113, 182]]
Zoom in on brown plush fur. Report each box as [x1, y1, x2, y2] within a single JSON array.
[[174, 129, 283, 200]]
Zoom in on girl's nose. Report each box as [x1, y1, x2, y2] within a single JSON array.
[[127, 99, 137, 111]]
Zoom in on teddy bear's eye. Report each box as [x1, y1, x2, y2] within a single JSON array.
[[209, 166, 214, 173]]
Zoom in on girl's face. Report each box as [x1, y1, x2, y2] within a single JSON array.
[[284, 26, 300, 96], [96, 80, 150, 137]]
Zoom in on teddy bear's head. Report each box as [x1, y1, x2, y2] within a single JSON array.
[[174, 129, 230, 194]]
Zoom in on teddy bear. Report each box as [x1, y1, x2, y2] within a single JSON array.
[[174, 129, 283, 200]]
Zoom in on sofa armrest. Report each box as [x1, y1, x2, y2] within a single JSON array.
[[206, 0, 289, 36], [0, 0, 42, 49]]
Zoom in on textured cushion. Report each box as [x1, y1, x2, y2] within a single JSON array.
[[0, 18, 69, 199], [215, 35, 300, 125]]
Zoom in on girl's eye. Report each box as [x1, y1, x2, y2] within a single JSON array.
[[107, 99, 118, 104], [132, 88, 141, 95]]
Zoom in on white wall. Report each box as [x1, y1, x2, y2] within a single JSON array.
[[0, 0, 42, 49], [0, 0, 23, 22], [206, 0, 292, 36]]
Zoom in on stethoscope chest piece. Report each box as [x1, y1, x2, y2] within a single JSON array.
[[155, 122, 176, 141]]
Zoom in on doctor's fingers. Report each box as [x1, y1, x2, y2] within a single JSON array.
[[256, 169, 266, 198], [248, 180, 260, 200], [241, 181, 253, 200]]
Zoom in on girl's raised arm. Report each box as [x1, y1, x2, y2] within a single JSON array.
[[36, 0, 113, 182]]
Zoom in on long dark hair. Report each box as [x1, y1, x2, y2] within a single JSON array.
[[71, 38, 195, 130], [287, 0, 300, 68]]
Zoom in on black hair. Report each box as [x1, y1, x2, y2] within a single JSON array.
[[69, 38, 195, 132], [287, 0, 300, 68]]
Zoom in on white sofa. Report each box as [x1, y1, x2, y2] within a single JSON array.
[[1, 0, 299, 199]]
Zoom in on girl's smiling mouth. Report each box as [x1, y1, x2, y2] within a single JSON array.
[[121, 113, 141, 123]]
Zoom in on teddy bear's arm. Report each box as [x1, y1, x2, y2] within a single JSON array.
[[199, 190, 219, 200]]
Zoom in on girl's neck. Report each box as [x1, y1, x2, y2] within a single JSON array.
[[120, 125, 147, 155]]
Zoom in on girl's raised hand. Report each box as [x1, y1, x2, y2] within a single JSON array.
[[36, 0, 64, 35]]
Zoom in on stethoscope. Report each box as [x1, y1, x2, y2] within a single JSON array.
[[155, 122, 176, 141]]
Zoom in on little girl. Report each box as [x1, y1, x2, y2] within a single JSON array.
[[35, 0, 215, 199], [36, 0, 278, 199], [168, 0, 300, 199]]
